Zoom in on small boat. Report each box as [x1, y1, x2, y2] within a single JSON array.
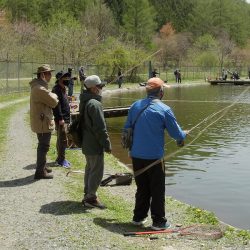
[[209, 80, 250, 85]]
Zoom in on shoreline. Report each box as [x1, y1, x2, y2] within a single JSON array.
[[101, 82, 240, 230]]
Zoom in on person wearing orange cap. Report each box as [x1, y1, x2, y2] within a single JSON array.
[[123, 77, 187, 230]]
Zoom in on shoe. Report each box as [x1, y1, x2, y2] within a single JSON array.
[[151, 221, 171, 231], [56, 159, 71, 168], [82, 198, 106, 209], [45, 167, 52, 173], [34, 171, 53, 180], [132, 218, 147, 226]]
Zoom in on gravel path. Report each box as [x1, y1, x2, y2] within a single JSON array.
[[1, 97, 249, 250], [0, 105, 76, 249]]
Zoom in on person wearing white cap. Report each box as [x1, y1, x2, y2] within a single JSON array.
[[79, 75, 111, 209]]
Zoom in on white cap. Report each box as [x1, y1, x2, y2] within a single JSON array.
[[84, 75, 105, 88]]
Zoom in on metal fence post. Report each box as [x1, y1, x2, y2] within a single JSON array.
[[6, 53, 9, 92], [17, 55, 20, 91]]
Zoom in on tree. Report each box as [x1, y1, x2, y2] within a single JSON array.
[[81, 2, 117, 41], [37, 11, 92, 66], [122, 0, 156, 47], [188, 0, 250, 46], [104, 0, 125, 26], [95, 37, 148, 81], [149, 0, 196, 31], [155, 27, 193, 66]]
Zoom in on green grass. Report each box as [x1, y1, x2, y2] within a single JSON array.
[[0, 91, 29, 102]]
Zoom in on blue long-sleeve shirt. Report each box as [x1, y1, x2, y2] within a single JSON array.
[[124, 97, 186, 160]]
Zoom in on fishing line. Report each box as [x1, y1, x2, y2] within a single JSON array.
[[133, 86, 250, 177], [107, 49, 162, 84], [164, 86, 250, 148]]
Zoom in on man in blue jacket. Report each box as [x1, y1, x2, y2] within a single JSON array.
[[123, 77, 187, 230]]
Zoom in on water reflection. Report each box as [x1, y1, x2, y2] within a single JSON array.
[[104, 84, 250, 229]]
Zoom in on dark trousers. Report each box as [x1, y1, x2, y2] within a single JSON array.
[[68, 84, 73, 96], [132, 157, 167, 224], [36, 133, 51, 173], [56, 123, 68, 162]]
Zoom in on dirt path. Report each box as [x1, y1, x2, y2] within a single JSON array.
[[1, 96, 249, 250], [0, 105, 75, 249]]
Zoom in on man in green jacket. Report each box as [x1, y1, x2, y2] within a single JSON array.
[[30, 64, 58, 179], [80, 75, 111, 209]]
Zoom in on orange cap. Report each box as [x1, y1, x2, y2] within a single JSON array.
[[146, 77, 170, 90]]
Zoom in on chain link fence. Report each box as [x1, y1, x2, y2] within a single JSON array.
[[0, 57, 249, 94]]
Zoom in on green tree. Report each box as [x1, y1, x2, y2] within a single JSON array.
[[104, 0, 125, 26], [37, 11, 90, 66], [188, 0, 250, 46], [149, 0, 196, 32], [95, 37, 148, 81], [81, 2, 117, 41], [122, 0, 156, 47]]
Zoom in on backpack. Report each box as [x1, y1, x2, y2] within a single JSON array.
[[68, 116, 82, 148], [68, 101, 88, 148]]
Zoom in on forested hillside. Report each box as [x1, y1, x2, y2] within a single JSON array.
[[0, 0, 249, 73]]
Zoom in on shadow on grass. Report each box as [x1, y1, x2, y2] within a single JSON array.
[[0, 174, 36, 187], [93, 217, 145, 235], [23, 162, 58, 170], [40, 200, 90, 215]]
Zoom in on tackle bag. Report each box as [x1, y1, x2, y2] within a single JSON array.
[[121, 128, 133, 150], [100, 173, 133, 186], [121, 102, 152, 150]]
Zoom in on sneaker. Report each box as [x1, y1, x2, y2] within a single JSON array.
[[132, 218, 147, 226], [56, 159, 71, 168], [82, 198, 106, 209], [151, 221, 171, 231]]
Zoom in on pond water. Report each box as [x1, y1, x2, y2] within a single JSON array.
[[102, 83, 250, 230]]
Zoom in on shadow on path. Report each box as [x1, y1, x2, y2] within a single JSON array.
[[93, 217, 140, 235], [0, 174, 36, 187], [40, 200, 89, 215], [23, 162, 58, 170]]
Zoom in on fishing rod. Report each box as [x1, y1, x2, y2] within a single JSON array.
[[107, 49, 162, 85], [133, 86, 250, 177]]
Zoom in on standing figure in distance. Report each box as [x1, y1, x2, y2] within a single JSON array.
[[67, 67, 77, 97], [151, 68, 159, 78], [117, 69, 123, 88], [177, 70, 182, 83], [80, 75, 112, 209], [123, 77, 187, 230], [29, 64, 58, 179], [174, 69, 178, 83], [79, 66, 86, 92]]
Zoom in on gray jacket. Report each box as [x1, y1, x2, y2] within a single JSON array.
[[79, 91, 111, 155]]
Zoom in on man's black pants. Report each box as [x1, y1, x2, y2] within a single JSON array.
[[36, 133, 51, 174], [132, 157, 167, 224]]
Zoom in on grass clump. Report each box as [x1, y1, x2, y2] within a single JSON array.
[[186, 206, 219, 225]]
